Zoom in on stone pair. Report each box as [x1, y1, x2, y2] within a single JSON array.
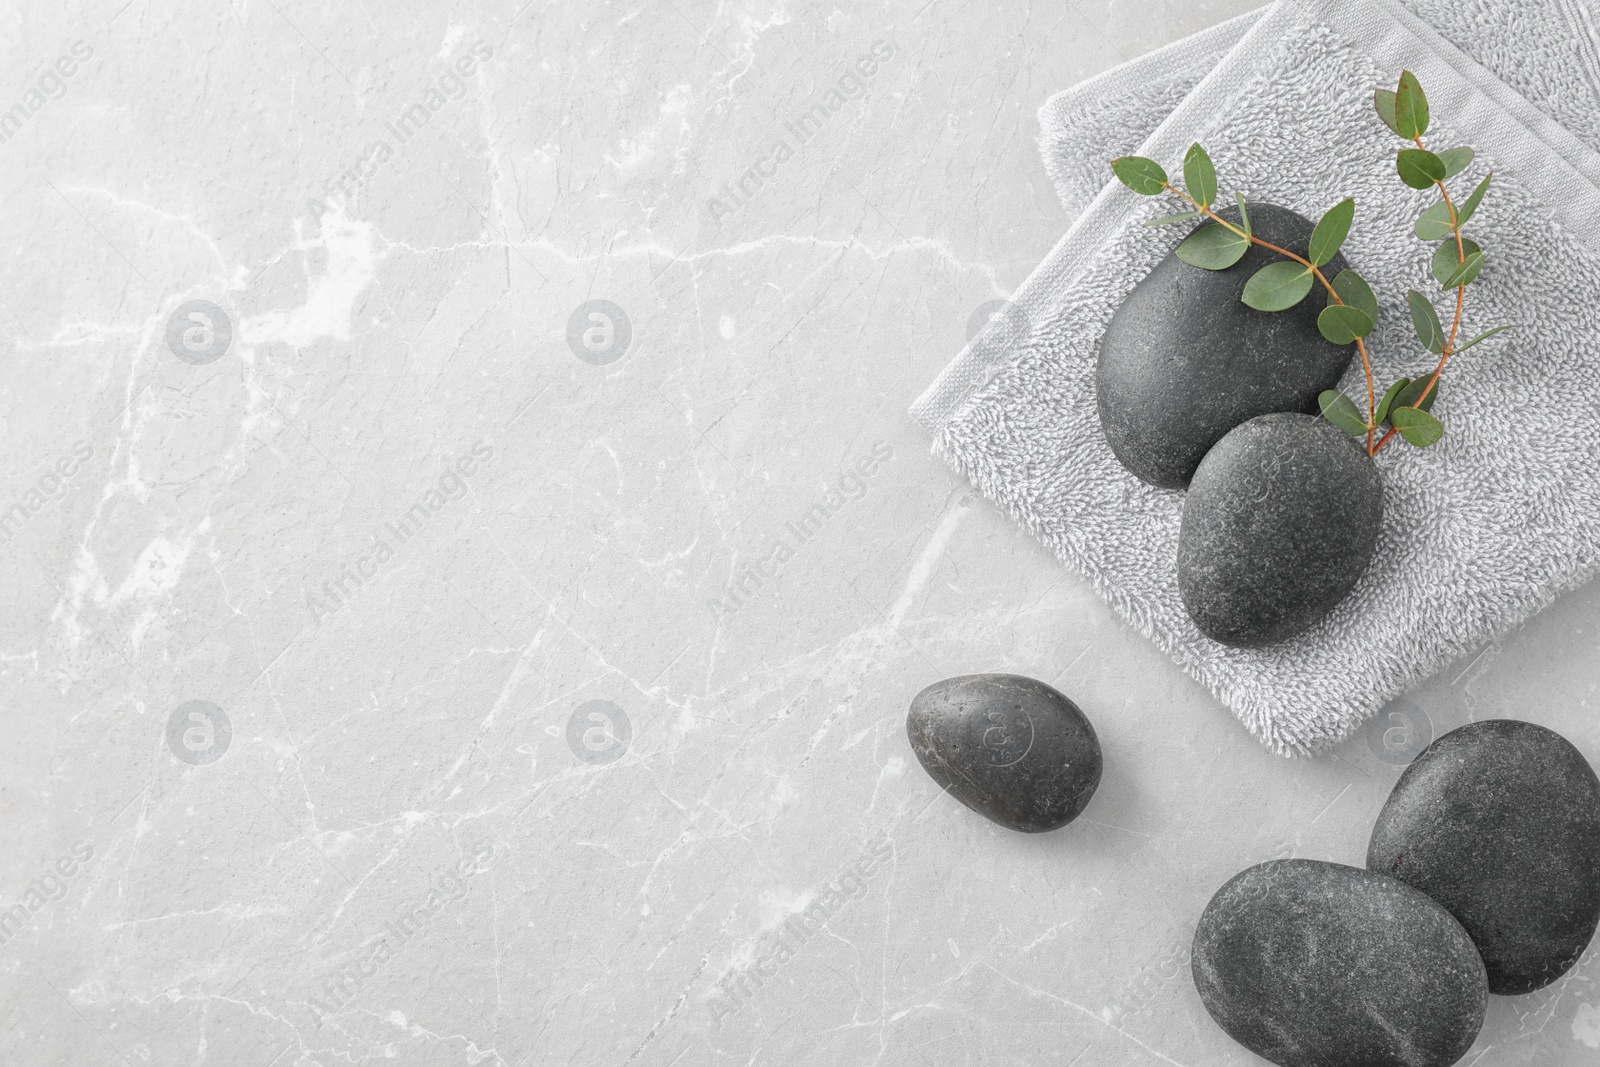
[[1195, 719, 1600, 1067], [1099, 205, 1382, 647]]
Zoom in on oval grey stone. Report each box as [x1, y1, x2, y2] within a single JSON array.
[[1192, 859, 1486, 1067], [1097, 203, 1356, 489], [906, 674, 1101, 833], [1178, 412, 1382, 647], [1368, 719, 1600, 995]]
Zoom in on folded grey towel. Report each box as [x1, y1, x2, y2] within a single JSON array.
[[913, 0, 1600, 755], [1042, 0, 1600, 220], [1040, 9, 1261, 220]]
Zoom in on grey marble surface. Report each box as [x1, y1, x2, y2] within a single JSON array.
[[3, 1, 1598, 1064]]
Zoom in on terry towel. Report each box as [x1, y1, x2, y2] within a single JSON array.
[[1042, 0, 1600, 220], [913, 0, 1600, 755]]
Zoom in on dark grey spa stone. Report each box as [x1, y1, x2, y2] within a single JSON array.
[[1368, 719, 1600, 995], [1097, 203, 1356, 489], [1177, 412, 1382, 647], [1192, 859, 1486, 1067], [906, 674, 1101, 833]]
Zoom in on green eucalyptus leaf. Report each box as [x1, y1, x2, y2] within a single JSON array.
[[1112, 156, 1169, 196], [1242, 261, 1315, 312], [1453, 323, 1513, 354], [1308, 198, 1355, 267], [1145, 210, 1202, 228], [1329, 269, 1379, 322], [1397, 148, 1447, 189], [1395, 70, 1429, 139], [1317, 304, 1375, 345], [1437, 146, 1474, 178], [1390, 405, 1444, 447], [1319, 390, 1369, 436], [1235, 191, 1251, 237], [1415, 201, 1455, 241], [1184, 143, 1217, 208], [1431, 239, 1481, 285], [1393, 376, 1440, 414], [1455, 172, 1493, 228], [1441, 250, 1485, 289], [1374, 89, 1400, 135], [1406, 290, 1446, 355], [1175, 222, 1250, 270], [1376, 379, 1410, 425]]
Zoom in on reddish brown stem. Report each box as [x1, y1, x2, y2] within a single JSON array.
[[1372, 137, 1469, 455]]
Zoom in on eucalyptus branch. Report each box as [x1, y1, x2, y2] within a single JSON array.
[[1111, 146, 1383, 450], [1363, 69, 1509, 454], [1109, 69, 1513, 459]]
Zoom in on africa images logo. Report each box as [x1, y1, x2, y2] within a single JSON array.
[[306, 842, 495, 1024], [0, 40, 93, 148], [708, 440, 894, 619], [305, 442, 494, 625], [305, 40, 494, 219], [565, 700, 632, 765], [707, 835, 893, 1027], [0, 841, 94, 948], [165, 300, 233, 365], [566, 300, 631, 365], [0, 441, 93, 544], [706, 40, 898, 224], [165, 700, 231, 766]]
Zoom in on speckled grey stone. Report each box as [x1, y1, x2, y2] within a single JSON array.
[[1097, 203, 1356, 489], [1177, 413, 1382, 647], [1368, 719, 1600, 995], [1192, 859, 1486, 1067], [906, 674, 1101, 833]]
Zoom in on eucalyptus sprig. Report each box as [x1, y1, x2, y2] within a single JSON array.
[[1346, 70, 1511, 453], [1110, 147, 1385, 452], [1109, 70, 1511, 458]]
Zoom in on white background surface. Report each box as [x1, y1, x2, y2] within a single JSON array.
[[2, 0, 1597, 1063]]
